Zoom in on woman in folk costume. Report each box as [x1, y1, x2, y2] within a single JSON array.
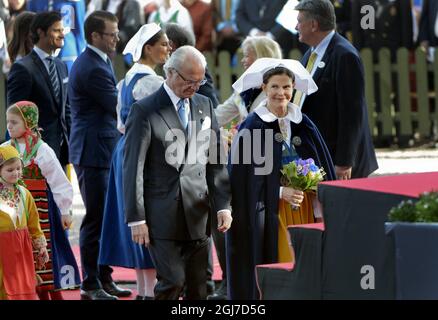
[[148, 0, 194, 35], [4, 101, 80, 300], [99, 23, 171, 300], [226, 59, 336, 300], [0, 144, 49, 300]]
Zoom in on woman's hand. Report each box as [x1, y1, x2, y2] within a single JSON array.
[[36, 247, 49, 270], [281, 187, 304, 207]]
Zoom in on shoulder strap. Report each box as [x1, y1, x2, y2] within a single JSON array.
[[17, 186, 29, 221], [120, 73, 150, 124]]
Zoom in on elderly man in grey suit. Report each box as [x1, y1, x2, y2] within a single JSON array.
[[123, 46, 233, 300]]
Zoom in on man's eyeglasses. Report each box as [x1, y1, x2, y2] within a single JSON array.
[[172, 68, 207, 87], [99, 31, 120, 39]]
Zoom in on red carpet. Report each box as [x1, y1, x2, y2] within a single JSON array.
[[59, 245, 223, 300], [320, 171, 438, 198]]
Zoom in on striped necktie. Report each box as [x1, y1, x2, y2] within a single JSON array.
[[293, 51, 318, 106], [177, 99, 188, 130], [46, 56, 61, 103]]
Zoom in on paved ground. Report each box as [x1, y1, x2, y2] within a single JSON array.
[[69, 147, 438, 245]]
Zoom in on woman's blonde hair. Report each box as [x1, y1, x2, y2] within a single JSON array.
[[241, 36, 283, 60]]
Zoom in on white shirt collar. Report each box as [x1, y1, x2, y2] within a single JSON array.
[[163, 81, 183, 110], [33, 46, 52, 60], [87, 44, 108, 63], [312, 30, 335, 59], [254, 100, 302, 124]]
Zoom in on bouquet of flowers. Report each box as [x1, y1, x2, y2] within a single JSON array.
[[281, 158, 326, 192]]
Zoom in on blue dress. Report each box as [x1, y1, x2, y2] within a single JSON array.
[[99, 73, 155, 269]]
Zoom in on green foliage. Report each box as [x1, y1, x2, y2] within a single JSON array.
[[388, 191, 438, 222]]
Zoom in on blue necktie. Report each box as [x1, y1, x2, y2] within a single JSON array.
[[177, 99, 188, 130], [46, 56, 61, 103], [107, 57, 115, 74]]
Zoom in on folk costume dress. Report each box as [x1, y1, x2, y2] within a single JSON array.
[[5, 139, 81, 292], [0, 145, 47, 300], [99, 63, 164, 269], [226, 101, 336, 300]]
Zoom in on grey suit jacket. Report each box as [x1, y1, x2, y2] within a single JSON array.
[[123, 85, 231, 240]]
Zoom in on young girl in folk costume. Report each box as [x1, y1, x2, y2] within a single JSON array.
[[0, 144, 49, 300], [5, 101, 81, 300]]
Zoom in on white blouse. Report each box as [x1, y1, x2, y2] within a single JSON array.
[[116, 63, 165, 133]]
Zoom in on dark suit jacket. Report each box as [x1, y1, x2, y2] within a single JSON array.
[[352, 0, 413, 59], [123, 85, 231, 240], [418, 0, 438, 47], [68, 47, 120, 168], [198, 67, 219, 108], [300, 33, 378, 178], [235, 0, 295, 55], [7, 50, 70, 164]]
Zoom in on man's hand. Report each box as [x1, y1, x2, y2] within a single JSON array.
[[281, 187, 304, 207], [61, 214, 73, 230], [131, 224, 150, 247], [335, 166, 352, 180], [217, 210, 233, 233]]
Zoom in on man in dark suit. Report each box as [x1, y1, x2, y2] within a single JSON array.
[[418, 0, 438, 52], [7, 11, 70, 165], [235, 0, 306, 56], [352, 0, 413, 61], [163, 22, 222, 298], [164, 22, 220, 108], [295, 0, 378, 179], [123, 45, 232, 300], [68, 10, 130, 300]]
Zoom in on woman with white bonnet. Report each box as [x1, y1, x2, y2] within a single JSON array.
[[99, 23, 171, 300], [226, 58, 336, 299]]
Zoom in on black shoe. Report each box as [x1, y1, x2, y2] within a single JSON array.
[[80, 289, 118, 300], [102, 282, 132, 297], [135, 295, 144, 300], [144, 296, 154, 300]]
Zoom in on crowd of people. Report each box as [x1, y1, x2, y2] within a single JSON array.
[[0, 0, 434, 301]]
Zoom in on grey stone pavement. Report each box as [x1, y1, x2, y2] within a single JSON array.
[[69, 147, 438, 246]]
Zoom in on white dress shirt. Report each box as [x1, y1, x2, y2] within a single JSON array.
[[298, 30, 335, 108]]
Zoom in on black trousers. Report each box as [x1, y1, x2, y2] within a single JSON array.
[[75, 165, 113, 290], [149, 237, 210, 300]]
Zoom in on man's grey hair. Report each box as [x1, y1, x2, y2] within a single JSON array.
[[295, 0, 336, 32], [163, 45, 207, 76], [163, 23, 196, 48]]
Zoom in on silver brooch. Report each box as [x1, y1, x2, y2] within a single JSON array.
[[274, 133, 284, 143], [292, 136, 302, 146], [318, 61, 325, 68]]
